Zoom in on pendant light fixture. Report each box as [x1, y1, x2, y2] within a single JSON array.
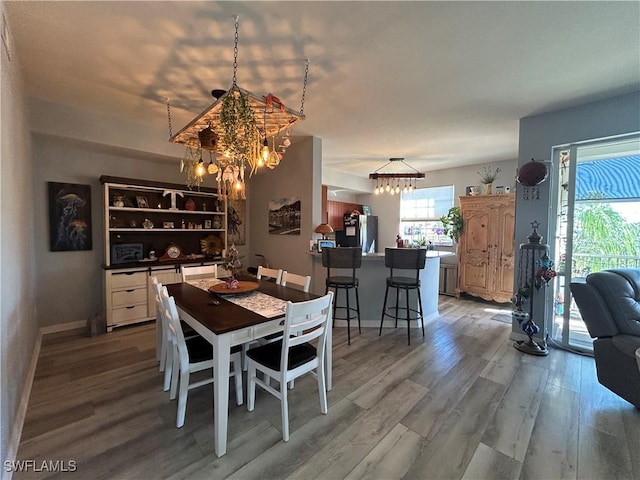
[[369, 158, 425, 195]]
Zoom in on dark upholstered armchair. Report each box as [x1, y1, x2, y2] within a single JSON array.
[[570, 268, 640, 408]]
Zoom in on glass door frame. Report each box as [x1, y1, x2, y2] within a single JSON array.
[[548, 131, 640, 353]]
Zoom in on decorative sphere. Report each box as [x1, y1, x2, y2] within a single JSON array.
[[517, 159, 548, 187]]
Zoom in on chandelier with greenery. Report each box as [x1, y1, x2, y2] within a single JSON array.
[[168, 16, 308, 198]]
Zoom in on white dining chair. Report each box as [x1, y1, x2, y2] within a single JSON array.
[[257, 270, 312, 386], [181, 264, 217, 283], [257, 266, 283, 284], [152, 276, 197, 382], [280, 271, 312, 292], [243, 266, 284, 370], [246, 291, 333, 442], [257, 271, 311, 357], [161, 286, 244, 428]]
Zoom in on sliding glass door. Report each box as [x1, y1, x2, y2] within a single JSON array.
[[551, 134, 640, 352]]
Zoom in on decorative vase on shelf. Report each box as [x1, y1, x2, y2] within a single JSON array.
[[484, 183, 493, 195]]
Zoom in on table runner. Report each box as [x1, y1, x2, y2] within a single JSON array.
[[187, 278, 288, 318]]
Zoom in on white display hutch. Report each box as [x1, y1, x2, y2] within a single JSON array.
[[101, 176, 227, 331]]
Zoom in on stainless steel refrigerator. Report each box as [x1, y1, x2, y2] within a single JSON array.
[[335, 214, 378, 253]]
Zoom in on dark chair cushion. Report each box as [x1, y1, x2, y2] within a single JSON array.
[[185, 336, 241, 364], [180, 320, 197, 336], [326, 276, 358, 287], [246, 340, 317, 372], [387, 276, 420, 288]]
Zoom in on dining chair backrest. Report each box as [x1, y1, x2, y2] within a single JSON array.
[[384, 248, 427, 282], [181, 264, 217, 283], [321, 246, 362, 279], [156, 281, 176, 390], [280, 292, 334, 374], [257, 266, 283, 284], [151, 275, 164, 366], [160, 286, 187, 363], [280, 271, 311, 292]]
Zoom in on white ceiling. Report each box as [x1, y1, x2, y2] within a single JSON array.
[[4, 1, 640, 178]]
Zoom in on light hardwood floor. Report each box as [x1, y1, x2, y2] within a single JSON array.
[[15, 296, 640, 480]]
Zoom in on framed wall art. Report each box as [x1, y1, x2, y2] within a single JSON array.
[[268, 197, 301, 235], [48, 182, 93, 251]]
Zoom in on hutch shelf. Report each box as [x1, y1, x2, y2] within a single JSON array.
[[101, 176, 228, 331]]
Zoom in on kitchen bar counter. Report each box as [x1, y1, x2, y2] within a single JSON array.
[[309, 249, 453, 326]]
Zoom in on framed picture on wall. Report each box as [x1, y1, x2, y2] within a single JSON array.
[[268, 197, 301, 235], [48, 182, 93, 251], [362, 205, 372, 215]]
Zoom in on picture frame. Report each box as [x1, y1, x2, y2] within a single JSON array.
[[362, 205, 372, 215], [136, 196, 149, 208], [204, 219, 212, 229], [48, 182, 92, 251], [268, 197, 301, 235], [110, 243, 143, 264], [317, 239, 336, 252]]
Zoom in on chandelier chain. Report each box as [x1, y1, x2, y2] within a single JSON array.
[[166, 98, 173, 138], [232, 16, 239, 87], [300, 59, 309, 115]]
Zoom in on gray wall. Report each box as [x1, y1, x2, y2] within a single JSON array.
[[1, 24, 38, 475], [248, 136, 322, 284], [515, 90, 640, 340], [32, 133, 185, 327]]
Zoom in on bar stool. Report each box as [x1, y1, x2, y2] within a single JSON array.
[[322, 246, 362, 345], [379, 248, 427, 345]]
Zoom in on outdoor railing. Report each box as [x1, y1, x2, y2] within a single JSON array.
[[572, 253, 640, 276]]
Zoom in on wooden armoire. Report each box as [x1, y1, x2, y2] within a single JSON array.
[[457, 194, 515, 303]]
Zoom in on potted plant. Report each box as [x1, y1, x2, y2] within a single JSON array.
[[478, 166, 501, 194], [440, 207, 463, 243]]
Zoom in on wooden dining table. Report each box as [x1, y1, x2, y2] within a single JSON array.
[[166, 279, 332, 457]]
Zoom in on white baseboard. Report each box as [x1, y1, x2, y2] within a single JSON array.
[[40, 320, 86, 335], [3, 330, 42, 480], [334, 311, 440, 329]]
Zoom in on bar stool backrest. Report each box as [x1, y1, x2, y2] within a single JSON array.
[[322, 247, 362, 279], [385, 248, 427, 282]]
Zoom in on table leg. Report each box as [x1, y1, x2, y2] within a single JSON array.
[[213, 334, 231, 457]]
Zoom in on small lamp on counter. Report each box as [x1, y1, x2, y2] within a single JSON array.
[[315, 223, 334, 240]]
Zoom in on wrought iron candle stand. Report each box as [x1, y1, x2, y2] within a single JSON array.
[[512, 221, 556, 356]]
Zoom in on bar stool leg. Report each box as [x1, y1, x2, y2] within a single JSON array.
[[406, 288, 411, 345], [417, 288, 425, 337], [394, 287, 400, 328], [379, 284, 390, 336], [345, 286, 351, 345], [331, 287, 338, 328], [355, 286, 361, 333]]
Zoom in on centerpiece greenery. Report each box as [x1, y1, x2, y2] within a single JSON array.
[[440, 207, 463, 243]]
